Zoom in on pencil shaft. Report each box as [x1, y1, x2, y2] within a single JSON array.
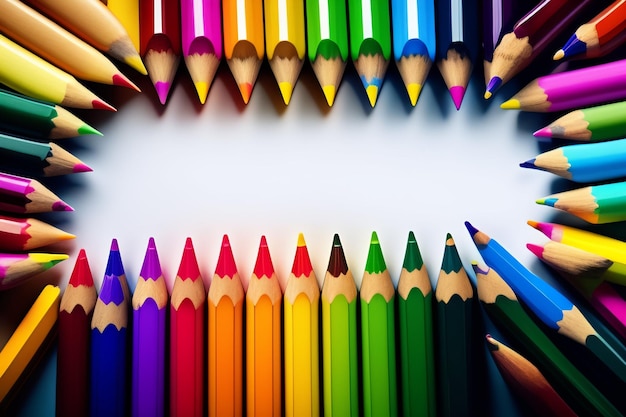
[[347, 0, 392, 61], [107, 0, 141, 51], [305, 0, 349, 63], [264, 0, 306, 60], [90, 326, 129, 416], [180, 0, 222, 58]]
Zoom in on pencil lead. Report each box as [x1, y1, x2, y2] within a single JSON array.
[[323, 85, 336, 107], [485, 76, 502, 99], [500, 99, 521, 110], [519, 159, 539, 170], [31, 253, 69, 270], [140, 237, 162, 280], [194, 81, 209, 104], [73, 163, 93, 173], [68, 249, 94, 287], [155, 82, 172, 105], [533, 127, 552, 138], [123, 55, 148, 75], [365, 231, 386, 274], [292, 233, 313, 277], [441, 234, 463, 273], [464, 221, 479, 237], [403, 231, 425, 271], [77, 123, 103, 136], [366, 84, 379, 107], [483, 90, 492, 100], [177, 237, 201, 281], [91, 99, 117, 112], [52, 201, 74, 212], [407, 83, 421, 107], [526, 243, 544, 259], [527, 220, 539, 229], [112, 74, 141, 92], [215, 234, 238, 278], [253, 236, 275, 278], [536, 197, 557, 207], [239, 83, 253, 104], [279, 82, 294, 105], [449, 86, 465, 110]]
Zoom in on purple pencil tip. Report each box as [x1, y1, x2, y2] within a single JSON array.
[[464, 221, 478, 236], [110, 238, 119, 252], [52, 200, 74, 211], [520, 159, 537, 169], [533, 127, 552, 138], [449, 86, 465, 110], [155, 82, 171, 105], [140, 237, 162, 280], [485, 77, 502, 97]]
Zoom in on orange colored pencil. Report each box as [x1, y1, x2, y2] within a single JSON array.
[[246, 236, 282, 417], [170, 238, 205, 417], [208, 235, 244, 417]]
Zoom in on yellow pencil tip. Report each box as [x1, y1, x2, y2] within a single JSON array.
[[406, 83, 421, 106], [484, 91, 492, 100], [125, 55, 148, 75], [500, 99, 521, 110], [279, 82, 294, 105], [366, 85, 379, 107], [553, 50, 565, 61], [194, 81, 209, 104], [322, 85, 336, 106], [297, 233, 306, 247]]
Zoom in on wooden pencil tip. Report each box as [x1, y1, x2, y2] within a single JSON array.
[[553, 50, 565, 61]]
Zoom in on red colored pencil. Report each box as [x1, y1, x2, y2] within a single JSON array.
[[56, 249, 97, 417], [170, 238, 206, 417]]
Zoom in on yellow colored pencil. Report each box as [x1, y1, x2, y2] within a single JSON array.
[[284, 233, 320, 417], [264, 0, 306, 104], [246, 236, 282, 417]]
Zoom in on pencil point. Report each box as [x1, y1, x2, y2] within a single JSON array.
[[406, 83, 421, 107], [500, 99, 521, 110], [31, 253, 69, 270], [538, 197, 557, 207], [140, 237, 162, 280], [559, 35, 586, 60], [110, 238, 119, 252], [253, 236, 275, 278], [322, 85, 336, 106], [155, 82, 172, 105], [194, 81, 209, 104], [124, 55, 148, 75], [215, 234, 238, 278], [112, 74, 141, 92], [519, 159, 538, 169], [441, 234, 463, 273], [239, 83, 253, 104], [177, 237, 201, 281], [365, 231, 386, 274], [297, 233, 306, 247], [483, 91, 492, 100], [553, 50, 565, 61], [533, 127, 552, 138], [366, 85, 379, 107], [73, 163, 93, 173], [105, 239, 125, 278], [464, 221, 478, 237], [449, 86, 465, 110], [292, 234, 313, 276], [403, 231, 425, 271], [92, 99, 117, 112], [485, 77, 502, 98], [279, 82, 294, 105], [526, 243, 544, 259], [52, 201, 74, 212], [68, 249, 94, 287], [77, 124, 103, 136]]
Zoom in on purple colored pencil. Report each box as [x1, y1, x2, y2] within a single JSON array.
[[501, 58, 626, 112], [132, 237, 169, 417], [180, 0, 223, 103]]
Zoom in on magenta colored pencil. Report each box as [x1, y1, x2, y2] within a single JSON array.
[[502, 59, 626, 112], [180, 0, 222, 103], [132, 237, 169, 417], [0, 172, 72, 213]]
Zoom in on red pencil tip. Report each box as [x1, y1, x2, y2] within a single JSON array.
[[215, 234, 238, 278], [177, 237, 201, 281], [449, 86, 465, 110], [292, 234, 313, 277], [526, 243, 544, 259], [52, 201, 74, 211], [253, 236, 274, 278], [155, 82, 171, 104], [112, 74, 141, 92], [92, 99, 117, 111], [68, 249, 94, 287], [73, 163, 93, 173]]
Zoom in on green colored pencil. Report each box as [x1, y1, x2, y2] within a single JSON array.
[[360, 231, 396, 417], [435, 233, 474, 417], [472, 262, 623, 417], [0, 88, 100, 139], [397, 231, 436, 417], [321, 234, 359, 417]]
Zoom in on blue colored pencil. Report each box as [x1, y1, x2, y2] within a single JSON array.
[[391, 0, 436, 106], [90, 239, 130, 417]]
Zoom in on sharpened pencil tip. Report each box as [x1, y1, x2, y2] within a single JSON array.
[[370, 231, 379, 244], [177, 237, 201, 281], [69, 249, 94, 287], [112, 74, 140, 91], [254, 236, 275, 278], [483, 91, 492, 100], [333, 234, 341, 247], [527, 220, 540, 229], [485, 77, 502, 98], [110, 238, 119, 252], [520, 159, 538, 169], [449, 86, 465, 110], [464, 221, 478, 237], [194, 81, 209, 104], [140, 237, 162, 280], [52, 201, 74, 211], [553, 50, 565, 61], [322, 85, 336, 107], [77, 124, 102, 136], [239, 83, 253, 104], [533, 127, 552, 138], [539, 198, 557, 207], [297, 233, 306, 247], [406, 83, 421, 106], [365, 232, 386, 274], [366, 85, 379, 107], [155, 82, 171, 105], [124, 55, 148, 75], [92, 99, 116, 112], [501, 99, 521, 110], [279, 82, 294, 105], [215, 234, 237, 278], [526, 243, 544, 259], [73, 163, 93, 173]]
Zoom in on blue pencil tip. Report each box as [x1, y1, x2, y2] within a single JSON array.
[[465, 221, 478, 236], [520, 159, 537, 169]]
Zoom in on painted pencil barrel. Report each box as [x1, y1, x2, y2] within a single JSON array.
[[180, 0, 223, 58], [347, 0, 392, 60], [90, 326, 128, 417], [391, 0, 436, 62], [264, 0, 306, 60], [305, 0, 349, 62], [222, 0, 265, 59]]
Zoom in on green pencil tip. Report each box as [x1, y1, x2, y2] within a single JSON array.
[[403, 231, 424, 271], [333, 233, 341, 247], [446, 232, 452, 240], [78, 124, 102, 136], [370, 231, 379, 244], [365, 233, 386, 273], [441, 235, 463, 274]]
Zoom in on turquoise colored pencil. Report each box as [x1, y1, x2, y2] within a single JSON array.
[[466, 221, 626, 384], [360, 232, 397, 417], [397, 231, 436, 417], [391, 0, 436, 106], [536, 181, 626, 224], [435, 233, 475, 417]]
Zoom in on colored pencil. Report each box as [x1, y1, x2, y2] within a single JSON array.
[[0, 89, 100, 139], [481, 0, 529, 86], [534, 101, 626, 142], [0, 0, 138, 90], [0, 35, 115, 111], [132, 237, 168, 417], [466, 221, 626, 384], [435, 0, 479, 109], [360, 232, 397, 417], [501, 59, 626, 112], [0, 285, 60, 407], [347, 0, 392, 107], [391, 0, 436, 106], [485, 334, 577, 417], [0, 133, 91, 177], [246, 236, 282, 417], [90, 239, 131, 417], [170, 237, 205, 417], [264, 0, 306, 105], [106, 0, 141, 53], [222, 0, 265, 104], [0, 253, 68, 290], [0, 215, 74, 252], [56, 249, 97, 417], [536, 182, 626, 224], [528, 220, 626, 264], [472, 261, 623, 417], [525, 239, 626, 287], [521, 138, 626, 183], [554, 0, 626, 61], [284, 233, 320, 417], [484, 0, 594, 98], [208, 235, 244, 417], [0, 172, 73, 214], [26, 0, 146, 74], [528, 242, 626, 340], [435, 233, 474, 416], [397, 231, 436, 417], [181, 0, 222, 104], [140, 0, 181, 104], [305, 0, 349, 106], [321, 234, 359, 417]]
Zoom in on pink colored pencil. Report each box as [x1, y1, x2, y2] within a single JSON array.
[[180, 0, 222, 104]]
